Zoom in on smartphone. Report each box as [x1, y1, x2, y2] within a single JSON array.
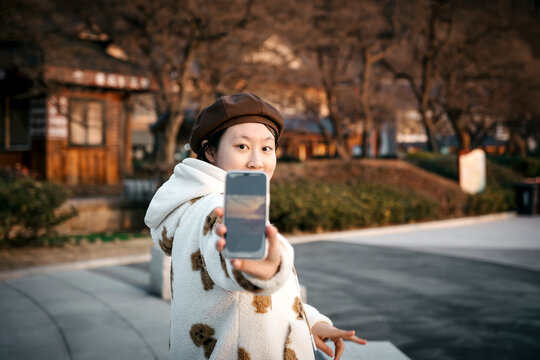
[[222, 171, 269, 260]]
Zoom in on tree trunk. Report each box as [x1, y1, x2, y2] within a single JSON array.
[[323, 86, 351, 162], [419, 109, 439, 152], [361, 49, 374, 158], [333, 138, 351, 162], [419, 2, 441, 153], [161, 112, 185, 166], [447, 109, 471, 152], [508, 132, 527, 156]]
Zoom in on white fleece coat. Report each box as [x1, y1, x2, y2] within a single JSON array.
[[145, 158, 332, 360]]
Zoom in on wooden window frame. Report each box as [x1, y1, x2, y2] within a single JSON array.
[[68, 98, 106, 147], [0, 97, 31, 151]]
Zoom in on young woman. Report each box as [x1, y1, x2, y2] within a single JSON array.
[[145, 93, 365, 359]]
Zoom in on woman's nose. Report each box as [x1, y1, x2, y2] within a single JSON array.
[[247, 150, 263, 169]]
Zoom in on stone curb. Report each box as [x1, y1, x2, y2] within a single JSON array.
[[0, 253, 151, 281], [287, 212, 516, 244]]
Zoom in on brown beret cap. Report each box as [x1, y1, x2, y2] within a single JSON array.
[[189, 92, 284, 154]]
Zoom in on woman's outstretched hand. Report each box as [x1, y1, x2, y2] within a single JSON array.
[[311, 322, 367, 360], [214, 207, 282, 280]]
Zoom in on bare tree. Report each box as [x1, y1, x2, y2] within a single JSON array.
[[88, 0, 256, 165], [266, 0, 397, 161], [435, 0, 538, 153], [381, 0, 454, 153]]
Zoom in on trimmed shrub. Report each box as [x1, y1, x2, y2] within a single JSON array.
[[465, 186, 515, 216], [0, 172, 77, 247], [404, 152, 459, 181], [270, 180, 439, 233], [487, 155, 540, 178], [404, 152, 523, 189], [485, 161, 522, 189]]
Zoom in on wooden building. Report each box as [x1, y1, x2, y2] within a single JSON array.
[[0, 38, 154, 191], [278, 117, 364, 160]]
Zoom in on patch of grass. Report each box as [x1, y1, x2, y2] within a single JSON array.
[[39, 231, 149, 247]]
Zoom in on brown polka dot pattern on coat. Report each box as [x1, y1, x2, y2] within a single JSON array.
[[191, 249, 215, 291], [203, 210, 222, 236], [253, 295, 272, 314], [170, 262, 174, 299], [238, 347, 251, 360], [293, 297, 304, 320], [219, 253, 230, 278], [190, 323, 217, 359], [284, 324, 298, 360], [190, 196, 202, 204], [232, 269, 262, 293], [159, 226, 173, 256]]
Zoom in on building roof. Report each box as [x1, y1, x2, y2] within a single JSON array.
[[0, 36, 154, 92], [283, 116, 334, 135]]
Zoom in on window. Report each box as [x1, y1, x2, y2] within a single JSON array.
[[0, 98, 30, 149], [69, 99, 104, 146]]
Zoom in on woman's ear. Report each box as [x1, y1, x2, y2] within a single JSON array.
[[202, 140, 215, 163]]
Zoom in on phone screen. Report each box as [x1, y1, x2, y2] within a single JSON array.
[[224, 172, 267, 258]]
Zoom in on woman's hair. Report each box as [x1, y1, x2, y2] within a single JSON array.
[[196, 124, 279, 163]]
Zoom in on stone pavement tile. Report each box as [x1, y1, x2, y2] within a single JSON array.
[[0, 283, 70, 360], [73, 345, 159, 360], [293, 241, 540, 360], [404, 247, 540, 272], [90, 264, 150, 291], [1, 270, 169, 360], [0, 343, 70, 360], [52, 270, 170, 359], [314, 341, 411, 360]]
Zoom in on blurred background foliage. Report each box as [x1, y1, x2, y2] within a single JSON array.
[[0, 170, 77, 247], [1, 0, 539, 245]]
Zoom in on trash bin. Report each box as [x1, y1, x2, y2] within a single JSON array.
[[515, 179, 540, 215]]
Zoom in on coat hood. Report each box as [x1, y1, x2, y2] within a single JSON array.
[[144, 158, 226, 229]]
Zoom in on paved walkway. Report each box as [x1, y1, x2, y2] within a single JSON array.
[[289, 212, 540, 271], [291, 213, 540, 360], [1, 213, 539, 360]]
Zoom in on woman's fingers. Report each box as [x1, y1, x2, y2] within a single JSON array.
[[215, 223, 227, 237], [214, 207, 224, 218], [231, 259, 243, 268], [265, 225, 282, 262], [315, 335, 334, 358], [334, 338, 345, 360], [217, 222, 282, 280], [214, 218, 227, 252], [266, 224, 278, 242], [215, 237, 226, 252], [347, 334, 367, 345]]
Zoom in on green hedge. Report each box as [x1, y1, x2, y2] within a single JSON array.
[[404, 152, 459, 181], [0, 172, 77, 247], [465, 186, 515, 216], [270, 180, 439, 233], [404, 152, 523, 215], [487, 155, 540, 178], [404, 152, 525, 187]]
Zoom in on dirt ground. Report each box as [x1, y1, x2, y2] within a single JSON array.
[[0, 238, 154, 271]]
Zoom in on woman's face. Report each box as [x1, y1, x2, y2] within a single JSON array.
[[206, 122, 277, 180]]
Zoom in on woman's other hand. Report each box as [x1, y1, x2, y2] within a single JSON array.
[[311, 322, 367, 360], [214, 207, 282, 280]]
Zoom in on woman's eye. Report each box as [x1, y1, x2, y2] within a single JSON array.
[[237, 144, 247, 150], [262, 146, 274, 152]]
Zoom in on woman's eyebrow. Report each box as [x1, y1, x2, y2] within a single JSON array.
[[234, 135, 274, 141]]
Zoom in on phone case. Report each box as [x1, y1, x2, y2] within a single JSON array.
[[222, 170, 269, 260]]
